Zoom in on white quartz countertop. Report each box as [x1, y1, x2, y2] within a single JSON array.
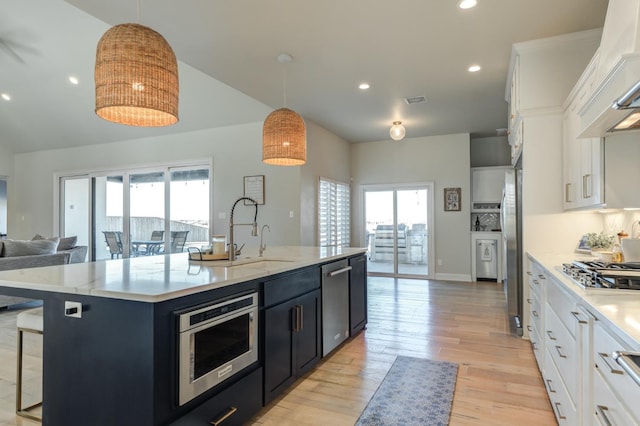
[[0, 246, 367, 303], [528, 250, 640, 349]]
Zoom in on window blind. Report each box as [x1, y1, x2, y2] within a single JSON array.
[[319, 178, 350, 247]]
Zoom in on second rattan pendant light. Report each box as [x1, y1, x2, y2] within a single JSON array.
[[262, 53, 307, 166], [95, 23, 179, 127]]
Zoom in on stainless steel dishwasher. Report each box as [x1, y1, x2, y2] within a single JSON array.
[[321, 259, 351, 356]]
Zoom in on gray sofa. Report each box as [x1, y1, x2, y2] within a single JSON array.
[[0, 238, 88, 308]]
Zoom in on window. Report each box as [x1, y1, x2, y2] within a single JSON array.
[[318, 177, 350, 247]]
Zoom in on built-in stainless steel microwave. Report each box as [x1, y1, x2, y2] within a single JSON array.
[[177, 292, 258, 406]]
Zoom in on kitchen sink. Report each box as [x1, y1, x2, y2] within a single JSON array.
[[206, 257, 294, 268]]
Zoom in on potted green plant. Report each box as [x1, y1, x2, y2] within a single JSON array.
[[586, 232, 615, 260]]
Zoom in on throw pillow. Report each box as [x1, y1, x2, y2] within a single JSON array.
[[4, 238, 60, 257], [33, 234, 77, 251]]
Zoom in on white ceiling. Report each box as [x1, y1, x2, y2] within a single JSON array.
[[0, 0, 608, 154]]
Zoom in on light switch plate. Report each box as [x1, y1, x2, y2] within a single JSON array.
[[64, 301, 82, 318]]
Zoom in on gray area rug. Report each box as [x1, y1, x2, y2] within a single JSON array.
[[355, 356, 458, 426]]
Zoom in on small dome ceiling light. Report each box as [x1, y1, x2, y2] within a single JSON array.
[[359, 83, 370, 90], [390, 121, 406, 141], [69, 76, 79, 85], [458, 0, 478, 9], [1, 93, 11, 101], [468, 64, 481, 72]]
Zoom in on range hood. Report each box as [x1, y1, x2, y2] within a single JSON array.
[[579, 54, 640, 137]]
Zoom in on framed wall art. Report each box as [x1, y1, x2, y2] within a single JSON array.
[[444, 187, 461, 212], [243, 175, 265, 205]]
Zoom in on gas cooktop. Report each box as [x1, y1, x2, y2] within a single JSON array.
[[561, 260, 640, 292]]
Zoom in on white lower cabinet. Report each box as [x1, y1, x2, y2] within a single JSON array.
[[592, 321, 640, 424]]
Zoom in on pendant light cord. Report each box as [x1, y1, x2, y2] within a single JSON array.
[[137, 0, 140, 23], [282, 64, 287, 108]]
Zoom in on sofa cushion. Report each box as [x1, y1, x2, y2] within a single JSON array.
[[33, 234, 77, 251], [3, 238, 59, 257]]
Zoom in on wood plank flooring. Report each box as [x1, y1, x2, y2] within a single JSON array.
[[0, 278, 555, 425]]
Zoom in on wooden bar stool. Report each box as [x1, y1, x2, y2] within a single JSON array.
[[16, 307, 43, 422]]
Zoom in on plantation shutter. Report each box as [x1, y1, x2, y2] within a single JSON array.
[[318, 177, 350, 247]]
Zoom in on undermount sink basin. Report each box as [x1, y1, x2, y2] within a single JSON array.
[[207, 257, 294, 268]]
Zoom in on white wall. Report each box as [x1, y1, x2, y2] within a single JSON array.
[[350, 133, 471, 279], [9, 119, 350, 252], [0, 142, 14, 237], [299, 121, 351, 246], [470, 136, 511, 167]]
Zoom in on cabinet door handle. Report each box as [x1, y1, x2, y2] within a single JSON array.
[[531, 341, 538, 351], [597, 352, 624, 375], [527, 271, 532, 276], [299, 305, 304, 331], [328, 266, 352, 277], [538, 274, 546, 280], [554, 402, 566, 420], [527, 325, 533, 332], [532, 310, 539, 318], [532, 279, 539, 285], [555, 345, 567, 359], [571, 311, 587, 324], [583, 174, 592, 199], [292, 306, 300, 332], [527, 298, 533, 304], [565, 183, 573, 203], [545, 378, 556, 393], [547, 330, 557, 341], [596, 405, 613, 426], [210, 406, 238, 426]]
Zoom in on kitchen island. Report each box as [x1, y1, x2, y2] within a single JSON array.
[[0, 246, 367, 426]]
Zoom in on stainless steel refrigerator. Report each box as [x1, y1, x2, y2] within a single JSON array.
[[501, 167, 523, 336]]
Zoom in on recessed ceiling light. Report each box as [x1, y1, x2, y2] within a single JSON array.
[[69, 76, 79, 85], [1, 93, 10, 101], [458, 0, 477, 9], [359, 83, 370, 90], [468, 65, 481, 72]]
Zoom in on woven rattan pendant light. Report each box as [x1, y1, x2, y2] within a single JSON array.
[[95, 23, 179, 127], [262, 54, 306, 166]]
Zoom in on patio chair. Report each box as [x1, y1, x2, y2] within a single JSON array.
[[147, 230, 165, 255], [169, 231, 189, 253], [103, 231, 123, 259]]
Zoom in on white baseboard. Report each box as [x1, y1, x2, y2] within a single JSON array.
[[434, 273, 472, 282]]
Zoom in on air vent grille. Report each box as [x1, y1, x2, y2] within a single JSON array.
[[404, 96, 427, 105]]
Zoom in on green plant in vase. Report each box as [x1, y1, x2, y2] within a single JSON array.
[[586, 232, 615, 251]]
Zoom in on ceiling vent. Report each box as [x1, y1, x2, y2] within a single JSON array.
[[404, 96, 427, 105]]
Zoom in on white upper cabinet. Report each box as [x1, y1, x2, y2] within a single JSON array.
[[471, 167, 508, 211], [506, 30, 602, 167], [563, 52, 605, 210]]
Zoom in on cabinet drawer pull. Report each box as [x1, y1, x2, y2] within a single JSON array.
[[545, 378, 556, 393], [532, 310, 539, 318], [553, 402, 566, 420], [527, 325, 533, 332], [555, 345, 567, 359], [538, 274, 546, 280], [328, 266, 352, 277], [527, 271, 532, 276], [571, 311, 587, 324], [210, 406, 238, 426], [527, 298, 533, 304], [547, 330, 557, 341], [565, 183, 572, 203], [531, 341, 538, 351], [597, 352, 624, 375], [596, 405, 612, 426]]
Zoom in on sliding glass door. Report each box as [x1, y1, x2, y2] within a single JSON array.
[[364, 183, 434, 279], [59, 163, 211, 261]]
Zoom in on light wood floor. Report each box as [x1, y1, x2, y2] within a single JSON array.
[[0, 278, 555, 425]]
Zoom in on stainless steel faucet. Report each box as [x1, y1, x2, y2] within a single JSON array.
[[229, 197, 258, 261], [259, 224, 270, 257]]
